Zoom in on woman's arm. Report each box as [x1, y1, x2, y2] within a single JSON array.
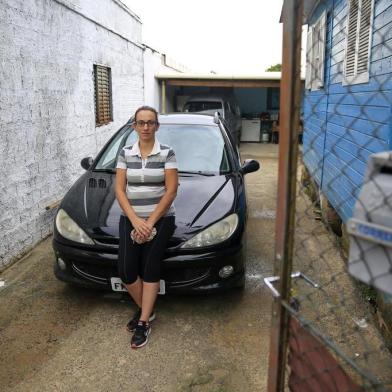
[[146, 168, 178, 227], [115, 168, 152, 238]]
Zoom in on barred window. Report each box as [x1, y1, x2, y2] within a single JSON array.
[[94, 65, 113, 126], [305, 11, 327, 91], [343, 0, 374, 85]]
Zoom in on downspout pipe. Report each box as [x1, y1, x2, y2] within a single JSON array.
[[161, 80, 166, 114]]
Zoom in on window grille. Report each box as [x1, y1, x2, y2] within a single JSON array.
[[94, 65, 113, 126]]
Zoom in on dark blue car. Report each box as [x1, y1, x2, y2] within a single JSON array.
[[53, 113, 259, 294]]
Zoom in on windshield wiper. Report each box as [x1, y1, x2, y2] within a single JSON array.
[[179, 171, 215, 176]]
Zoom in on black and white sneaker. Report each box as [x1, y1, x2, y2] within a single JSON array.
[[126, 308, 156, 332], [131, 321, 151, 349]]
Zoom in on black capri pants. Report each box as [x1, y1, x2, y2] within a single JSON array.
[[118, 215, 175, 284]]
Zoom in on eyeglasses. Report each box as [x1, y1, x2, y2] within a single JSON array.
[[134, 120, 157, 127]]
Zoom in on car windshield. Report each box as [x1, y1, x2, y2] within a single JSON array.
[[94, 123, 231, 174], [184, 102, 222, 112]]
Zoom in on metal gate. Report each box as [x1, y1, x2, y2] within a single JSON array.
[[266, 0, 392, 390]]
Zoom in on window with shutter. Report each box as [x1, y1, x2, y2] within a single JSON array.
[[316, 12, 326, 88], [343, 0, 374, 85], [305, 11, 327, 91], [94, 65, 113, 126], [305, 27, 313, 90]]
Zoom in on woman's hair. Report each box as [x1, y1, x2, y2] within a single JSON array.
[[134, 105, 159, 123]]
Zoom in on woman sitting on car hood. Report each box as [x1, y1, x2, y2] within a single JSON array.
[[115, 105, 178, 349]]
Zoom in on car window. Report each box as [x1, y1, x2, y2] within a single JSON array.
[[95, 124, 231, 174], [98, 132, 125, 168], [94, 125, 131, 170], [156, 124, 230, 173], [183, 102, 222, 112]]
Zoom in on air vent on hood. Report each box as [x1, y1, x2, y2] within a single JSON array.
[[88, 178, 97, 188], [98, 179, 107, 188], [88, 178, 107, 189]]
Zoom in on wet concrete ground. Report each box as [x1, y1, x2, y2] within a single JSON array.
[[0, 143, 278, 392]]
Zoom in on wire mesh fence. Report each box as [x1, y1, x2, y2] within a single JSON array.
[[270, 0, 392, 390]]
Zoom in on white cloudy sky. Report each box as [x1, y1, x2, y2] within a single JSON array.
[[123, 0, 287, 74]]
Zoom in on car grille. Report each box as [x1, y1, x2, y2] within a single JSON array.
[[92, 237, 179, 248], [72, 261, 117, 284], [72, 262, 210, 286], [93, 236, 119, 247], [162, 266, 210, 285]]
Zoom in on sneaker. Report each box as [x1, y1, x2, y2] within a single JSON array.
[[131, 321, 151, 349], [126, 308, 156, 332]]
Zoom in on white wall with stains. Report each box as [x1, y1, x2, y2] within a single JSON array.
[[0, 0, 145, 268]]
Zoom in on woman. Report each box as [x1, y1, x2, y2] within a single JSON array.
[[115, 105, 178, 349]]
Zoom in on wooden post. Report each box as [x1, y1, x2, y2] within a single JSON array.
[[267, 0, 303, 390]]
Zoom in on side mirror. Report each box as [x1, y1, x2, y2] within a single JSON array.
[[81, 157, 93, 170], [241, 159, 260, 175]]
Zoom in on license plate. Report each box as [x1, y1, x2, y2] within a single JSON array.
[[110, 277, 165, 295]]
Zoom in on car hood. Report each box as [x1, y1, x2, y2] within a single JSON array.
[[60, 172, 237, 246]]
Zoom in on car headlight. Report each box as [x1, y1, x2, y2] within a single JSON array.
[[55, 209, 94, 245], [181, 214, 239, 249]]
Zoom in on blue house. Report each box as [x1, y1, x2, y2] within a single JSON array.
[[302, 0, 392, 223]]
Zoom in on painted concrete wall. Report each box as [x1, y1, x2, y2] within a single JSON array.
[[0, 0, 144, 268], [303, 0, 392, 222], [143, 49, 185, 112], [144, 48, 163, 111]]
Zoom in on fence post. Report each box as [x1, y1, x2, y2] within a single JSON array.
[[267, 0, 303, 390]]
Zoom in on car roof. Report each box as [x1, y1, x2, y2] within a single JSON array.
[[158, 113, 218, 126]]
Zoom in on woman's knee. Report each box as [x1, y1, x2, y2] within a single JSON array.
[[125, 276, 141, 287], [119, 270, 138, 285]]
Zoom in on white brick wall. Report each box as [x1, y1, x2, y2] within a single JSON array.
[[0, 0, 145, 269]]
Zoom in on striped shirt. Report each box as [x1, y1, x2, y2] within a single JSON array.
[[116, 139, 178, 217]]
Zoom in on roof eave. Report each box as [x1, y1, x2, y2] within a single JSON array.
[[155, 72, 283, 81], [280, 0, 320, 24]]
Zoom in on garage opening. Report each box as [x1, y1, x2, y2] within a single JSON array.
[[156, 73, 297, 144]]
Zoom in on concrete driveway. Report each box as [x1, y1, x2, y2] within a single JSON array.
[[0, 143, 278, 392]]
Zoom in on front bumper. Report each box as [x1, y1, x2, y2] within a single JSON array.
[[53, 239, 245, 294]]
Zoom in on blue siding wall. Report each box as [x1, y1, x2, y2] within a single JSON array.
[[303, 0, 392, 222], [303, 0, 334, 186]]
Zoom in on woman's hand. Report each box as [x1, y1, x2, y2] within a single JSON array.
[[130, 216, 152, 239], [146, 218, 156, 230], [131, 230, 147, 244]]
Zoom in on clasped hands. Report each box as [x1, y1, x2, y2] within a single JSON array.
[[130, 217, 156, 244]]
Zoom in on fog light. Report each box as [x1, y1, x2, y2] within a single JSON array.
[[57, 258, 67, 271], [219, 265, 234, 279]]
